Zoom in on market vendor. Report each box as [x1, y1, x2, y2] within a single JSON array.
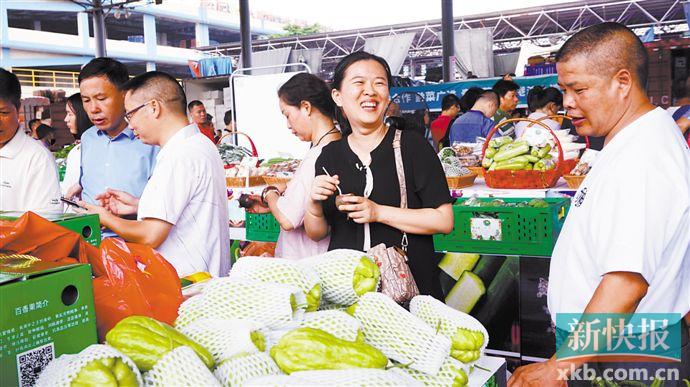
[[305, 52, 454, 299], [0, 68, 62, 213], [247, 73, 340, 259], [509, 22, 690, 386], [78, 71, 230, 278]]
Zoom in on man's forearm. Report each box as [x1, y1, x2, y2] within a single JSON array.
[[100, 212, 167, 247], [551, 271, 649, 370]]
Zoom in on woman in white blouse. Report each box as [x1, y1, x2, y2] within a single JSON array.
[[61, 93, 92, 195]]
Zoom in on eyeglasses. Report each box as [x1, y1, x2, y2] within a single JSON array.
[[124, 100, 153, 124]]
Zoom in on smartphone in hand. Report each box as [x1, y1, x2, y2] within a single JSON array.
[[61, 197, 86, 210]]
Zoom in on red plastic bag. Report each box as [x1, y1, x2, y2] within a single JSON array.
[[0, 212, 183, 340]]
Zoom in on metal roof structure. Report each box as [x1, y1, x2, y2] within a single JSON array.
[[199, 0, 688, 75]]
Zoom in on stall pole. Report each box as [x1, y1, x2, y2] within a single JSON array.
[[239, 0, 252, 69], [92, 0, 107, 58], [441, 0, 454, 82]]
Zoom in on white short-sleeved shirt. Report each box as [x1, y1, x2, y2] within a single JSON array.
[[0, 128, 62, 213], [548, 107, 690, 328], [60, 143, 81, 195], [275, 143, 331, 259], [137, 124, 230, 277]]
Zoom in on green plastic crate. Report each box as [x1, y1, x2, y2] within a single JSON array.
[[433, 198, 569, 257], [245, 212, 280, 242]]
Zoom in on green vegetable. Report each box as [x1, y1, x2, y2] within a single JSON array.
[[497, 155, 529, 165], [524, 163, 533, 170], [269, 327, 388, 374], [455, 368, 469, 387], [488, 136, 513, 148], [106, 315, 214, 372], [528, 199, 549, 208], [250, 330, 266, 352], [445, 271, 485, 313], [484, 147, 497, 159], [493, 144, 530, 162], [71, 357, 138, 387], [438, 253, 480, 281], [353, 257, 380, 296], [524, 155, 540, 163], [536, 143, 552, 158], [450, 328, 484, 363], [481, 157, 493, 169], [439, 147, 456, 160], [306, 284, 322, 312], [495, 162, 527, 171]]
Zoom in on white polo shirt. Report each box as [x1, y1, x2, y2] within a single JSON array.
[[0, 128, 62, 213], [548, 107, 690, 328], [137, 124, 230, 277]]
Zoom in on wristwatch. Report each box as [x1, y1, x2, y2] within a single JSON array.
[[261, 185, 281, 205]]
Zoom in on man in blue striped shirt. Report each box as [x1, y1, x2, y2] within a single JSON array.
[[66, 58, 157, 236]]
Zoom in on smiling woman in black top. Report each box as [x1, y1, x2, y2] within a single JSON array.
[[304, 51, 454, 299]]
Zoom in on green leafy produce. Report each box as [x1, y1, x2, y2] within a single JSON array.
[[353, 256, 380, 296], [439, 147, 457, 161], [105, 315, 214, 372], [269, 327, 388, 374], [451, 328, 484, 363], [71, 357, 138, 387]]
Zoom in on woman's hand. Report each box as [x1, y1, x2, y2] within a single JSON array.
[[245, 194, 271, 214], [338, 195, 380, 224], [311, 174, 339, 202], [75, 200, 111, 222]]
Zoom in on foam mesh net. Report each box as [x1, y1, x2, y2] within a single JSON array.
[[299, 310, 362, 342], [175, 278, 305, 330], [229, 257, 322, 311], [142, 346, 220, 386], [179, 319, 264, 364], [35, 344, 142, 387], [300, 249, 375, 306], [352, 292, 450, 375], [390, 355, 469, 386], [213, 352, 282, 387], [245, 369, 422, 386]]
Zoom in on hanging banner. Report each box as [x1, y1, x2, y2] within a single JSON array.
[[391, 74, 559, 112]]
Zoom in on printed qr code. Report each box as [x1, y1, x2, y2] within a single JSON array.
[[16, 343, 54, 387]]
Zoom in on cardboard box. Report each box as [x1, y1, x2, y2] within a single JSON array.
[[0, 260, 97, 387], [0, 212, 101, 247]]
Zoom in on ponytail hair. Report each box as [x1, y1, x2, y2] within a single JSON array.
[[277, 73, 335, 120]]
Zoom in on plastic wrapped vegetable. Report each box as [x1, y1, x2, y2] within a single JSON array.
[[229, 257, 322, 311], [179, 319, 265, 364], [390, 356, 469, 387], [36, 344, 142, 387], [269, 327, 388, 374], [351, 292, 451, 375], [143, 346, 220, 387], [213, 352, 283, 387], [300, 310, 364, 342], [300, 250, 380, 306], [175, 279, 305, 330], [106, 315, 214, 372], [488, 136, 513, 148], [410, 295, 488, 365], [493, 144, 530, 162]]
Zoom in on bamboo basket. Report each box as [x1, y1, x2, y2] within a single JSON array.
[[262, 176, 292, 187], [446, 173, 478, 189], [563, 174, 586, 189]]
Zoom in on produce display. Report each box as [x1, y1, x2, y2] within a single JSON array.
[[105, 315, 214, 372], [439, 147, 476, 177], [482, 136, 556, 172], [218, 143, 254, 165], [37, 251, 492, 387], [569, 148, 599, 176], [36, 344, 142, 387], [262, 158, 301, 179], [269, 327, 388, 374], [229, 257, 322, 311]]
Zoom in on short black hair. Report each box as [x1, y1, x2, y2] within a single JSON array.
[[35, 124, 54, 140], [122, 71, 187, 115], [28, 118, 41, 129], [278, 72, 336, 120], [492, 79, 520, 98], [556, 22, 648, 89], [223, 110, 233, 126], [459, 87, 485, 113], [527, 86, 562, 112], [0, 67, 22, 109], [188, 100, 204, 111], [441, 94, 461, 111], [78, 57, 129, 89]]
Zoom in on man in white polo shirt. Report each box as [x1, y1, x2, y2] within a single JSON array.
[[509, 23, 690, 386], [79, 71, 230, 277], [0, 68, 61, 213]]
